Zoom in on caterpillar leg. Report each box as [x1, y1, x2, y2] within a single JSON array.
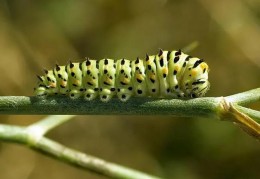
[[84, 89, 98, 101], [117, 89, 132, 102], [69, 89, 82, 99], [99, 89, 114, 102]]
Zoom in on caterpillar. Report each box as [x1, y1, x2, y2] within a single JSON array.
[[34, 49, 210, 102]]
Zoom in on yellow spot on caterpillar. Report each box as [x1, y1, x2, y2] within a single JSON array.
[[201, 63, 208, 69], [174, 66, 180, 72], [71, 80, 81, 86], [89, 79, 94, 83], [136, 74, 144, 80], [191, 69, 197, 77], [122, 78, 130, 84], [149, 74, 156, 80], [49, 83, 56, 88], [105, 78, 112, 84], [61, 81, 67, 86], [162, 67, 168, 74]]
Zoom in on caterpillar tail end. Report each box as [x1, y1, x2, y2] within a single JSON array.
[[34, 87, 47, 96]]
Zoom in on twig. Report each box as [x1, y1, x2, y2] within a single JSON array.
[[233, 105, 260, 123], [0, 124, 160, 179], [26, 115, 75, 144], [0, 96, 222, 116], [225, 88, 260, 105], [182, 41, 199, 53], [229, 103, 260, 139]]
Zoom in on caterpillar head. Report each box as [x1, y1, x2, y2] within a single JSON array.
[[185, 59, 210, 98], [190, 80, 210, 98]]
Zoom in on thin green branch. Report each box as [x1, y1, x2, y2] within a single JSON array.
[[0, 96, 221, 117], [27, 115, 75, 136], [0, 124, 27, 144], [0, 88, 258, 117], [182, 41, 199, 53], [225, 88, 260, 106], [228, 103, 260, 139], [0, 124, 161, 179], [234, 105, 260, 123]]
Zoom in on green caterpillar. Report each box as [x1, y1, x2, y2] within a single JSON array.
[[34, 49, 210, 102]]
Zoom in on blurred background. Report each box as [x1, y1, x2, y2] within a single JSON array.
[[0, 0, 259, 178]]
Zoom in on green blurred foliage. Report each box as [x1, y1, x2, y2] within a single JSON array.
[[0, 0, 259, 179]]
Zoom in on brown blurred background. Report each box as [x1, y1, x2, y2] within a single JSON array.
[[0, 0, 259, 179]]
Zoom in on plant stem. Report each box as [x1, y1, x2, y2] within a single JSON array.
[[0, 124, 161, 179], [0, 96, 221, 117], [27, 115, 75, 136], [234, 105, 260, 123], [225, 88, 260, 106]]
